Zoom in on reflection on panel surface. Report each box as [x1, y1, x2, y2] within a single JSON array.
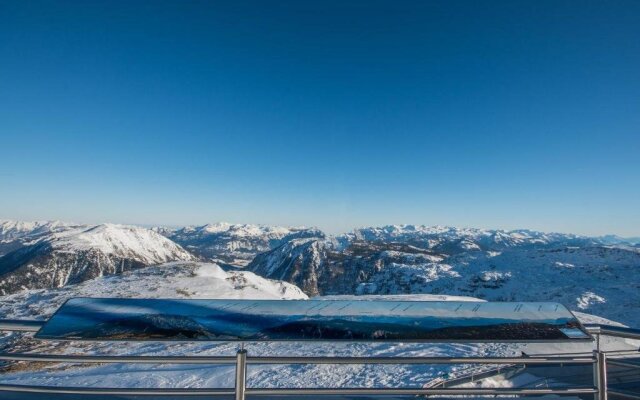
[[35, 298, 590, 341]]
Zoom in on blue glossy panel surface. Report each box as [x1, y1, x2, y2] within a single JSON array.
[[35, 298, 590, 341]]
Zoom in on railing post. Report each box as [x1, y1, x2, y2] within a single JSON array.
[[593, 350, 607, 400], [235, 349, 247, 400]]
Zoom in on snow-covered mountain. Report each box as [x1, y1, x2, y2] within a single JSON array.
[[0, 220, 83, 256], [249, 226, 640, 326], [157, 222, 324, 266], [0, 224, 194, 295], [596, 234, 640, 246], [1, 220, 638, 325], [350, 225, 603, 252]]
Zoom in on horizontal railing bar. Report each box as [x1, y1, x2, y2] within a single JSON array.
[[604, 350, 640, 355], [0, 320, 44, 332], [0, 384, 234, 395], [0, 383, 597, 396], [245, 387, 599, 395], [0, 352, 596, 365], [607, 359, 640, 369], [599, 329, 640, 340], [246, 356, 596, 364], [526, 350, 640, 357], [608, 390, 640, 400], [0, 353, 236, 364], [586, 325, 640, 341]]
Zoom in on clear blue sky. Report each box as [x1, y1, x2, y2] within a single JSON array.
[[1, 1, 638, 235]]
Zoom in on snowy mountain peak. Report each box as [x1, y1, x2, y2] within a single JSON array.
[[161, 222, 325, 265], [178, 222, 319, 238], [0, 224, 194, 295], [47, 224, 194, 264]]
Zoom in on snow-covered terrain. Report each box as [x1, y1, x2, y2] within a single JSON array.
[[50, 224, 194, 263], [0, 260, 637, 392], [0, 220, 638, 392], [156, 222, 324, 266], [0, 264, 523, 390], [0, 224, 194, 295], [2, 220, 638, 325], [0, 262, 306, 320], [249, 226, 640, 326]]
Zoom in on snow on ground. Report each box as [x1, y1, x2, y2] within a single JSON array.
[[446, 247, 640, 327], [0, 339, 519, 390], [0, 262, 306, 319], [0, 262, 634, 391], [0, 263, 518, 390]]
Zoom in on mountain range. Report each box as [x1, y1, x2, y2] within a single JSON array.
[[154, 222, 324, 265], [0, 220, 638, 326]]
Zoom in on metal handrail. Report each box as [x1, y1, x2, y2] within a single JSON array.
[[0, 353, 237, 364], [608, 359, 640, 369], [586, 325, 640, 341], [0, 352, 597, 365], [0, 384, 236, 396], [0, 319, 43, 332], [3, 319, 639, 399], [608, 389, 640, 400], [0, 383, 599, 396]]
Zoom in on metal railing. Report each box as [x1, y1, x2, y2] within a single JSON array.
[[587, 325, 640, 400], [0, 319, 638, 399]]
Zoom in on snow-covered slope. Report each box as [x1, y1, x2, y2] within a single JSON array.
[[50, 224, 194, 263], [0, 224, 194, 295], [0, 262, 306, 320], [158, 222, 324, 265]]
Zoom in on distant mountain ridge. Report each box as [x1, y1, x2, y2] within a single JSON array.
[[155, 222, 324, 266], [349, 225, 602, 251], [0, 220, 84, 256]]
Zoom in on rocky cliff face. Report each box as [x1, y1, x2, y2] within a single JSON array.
[[249, 238, 449, 296]]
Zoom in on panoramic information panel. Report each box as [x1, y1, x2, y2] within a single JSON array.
[[35, 298, 591, 341]]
